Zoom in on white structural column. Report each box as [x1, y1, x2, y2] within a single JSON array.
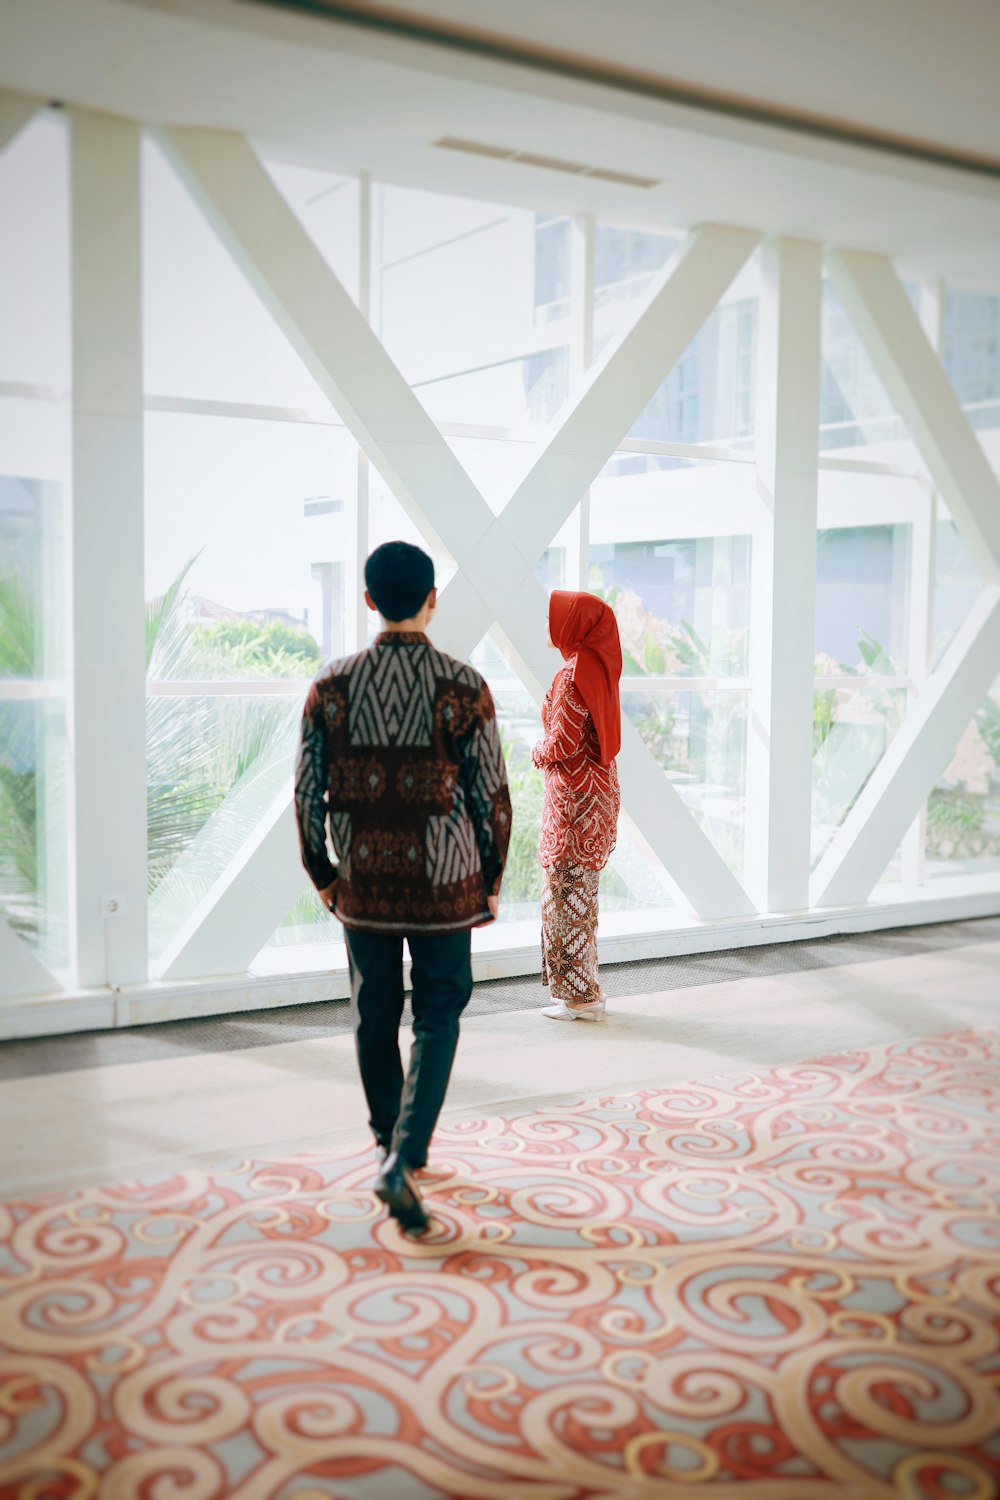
[[0, 88, 64, 998], [827, 249, 1000, 582], [900, 279, 945, 887], [745, 237, 822, 912], [812, 586, 1000, 908], [68, 110, 148, 987], [152, 128, 757, 977], [899, 486, 936, 886]]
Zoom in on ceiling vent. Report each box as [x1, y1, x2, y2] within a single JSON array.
[[434, 137, 660, 189]]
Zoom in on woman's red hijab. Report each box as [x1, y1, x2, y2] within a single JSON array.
[[549, 590, 622, 764]]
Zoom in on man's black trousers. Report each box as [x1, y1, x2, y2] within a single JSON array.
[[344, 928, 474, 1169]]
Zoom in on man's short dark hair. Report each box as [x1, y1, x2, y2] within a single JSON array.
[[364, 541, 435, 622]]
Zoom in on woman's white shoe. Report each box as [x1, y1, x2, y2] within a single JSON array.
[[541, 998, 606, 1022]]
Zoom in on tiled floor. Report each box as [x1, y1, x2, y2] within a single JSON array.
[[2, 920, 998, 1199]]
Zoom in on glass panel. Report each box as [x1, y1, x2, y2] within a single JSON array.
[[262, 159, 361, 302], [590, 455, 752, 679], [811, 683, 908, 865], [367, 474, 456, 642], [143, 137, 333, 411], [943, 288, 1000, 434], [376, 185, 576, 431], [416, 349, 571, 429], [593, 224, 680, 353], [933, 516, 982, 668], [925, 677, 1000, 878], [444, 431, 545, 518], [259, 888, 344, 966], [491, 686, 543, 923], [622, 258, 759, 447], [815, 524, 911, 676], [147, 694, 301, 959], [0, 113, 70, 392], [534, 213, 572, 325], [145, 412, 356, 678], [0, 697, 67, 968], [443, 435, 582, 569], [0, 470, 67, 968], [624, 689, 748, 878], [820, 277, 900, 451]]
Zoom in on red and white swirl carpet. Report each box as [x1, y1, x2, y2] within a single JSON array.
[[1, 1028, 998, 1497]]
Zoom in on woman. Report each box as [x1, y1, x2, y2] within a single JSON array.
[[531, 590, 622, 1022]]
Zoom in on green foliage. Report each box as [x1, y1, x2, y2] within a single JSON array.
[[927, 789, 987, 833], [812, 684, 838, 755], [2, 652, 300, 929], [586, 576, 645, 674], [976, 695, 1000, 767], [855, 627, 895, 675], [643, 632, 666, 675], [497, 724, 543, 907], [0, 572, 42, 928], [0, 705, 38, 925], [145, 564, 319, 894], [670, 618, 711, 673], [0, 569, 36, 677], [814, 628, 909, 760], [188, 617, 322, 679], [146, 555, 198, 672], [632, 705, 678, 770]]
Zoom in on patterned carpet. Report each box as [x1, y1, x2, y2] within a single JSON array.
[[1, 1030, 999, 1499]]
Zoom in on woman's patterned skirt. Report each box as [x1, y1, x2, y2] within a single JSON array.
[[540, 862, 601, 1004]]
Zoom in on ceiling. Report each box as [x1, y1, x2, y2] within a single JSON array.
[[1, 0, 999, 291], [256, 0, 1000, 170]]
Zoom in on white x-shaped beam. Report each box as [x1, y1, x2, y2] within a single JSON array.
[[154, 126, 760, 979], [811, 248, 1000, 907]]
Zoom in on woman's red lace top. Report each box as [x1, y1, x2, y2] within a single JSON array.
[[531, 667, 620, 871]]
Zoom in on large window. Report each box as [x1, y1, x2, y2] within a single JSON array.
[[3, 107, 999, 1012], [944, 289, 1000, 434], [377, 186, 579, 432], [142, 142, 364, 968]]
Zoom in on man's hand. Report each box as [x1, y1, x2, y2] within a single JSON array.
[[319, 881, 338, 912], [474, 894, 499, 928]]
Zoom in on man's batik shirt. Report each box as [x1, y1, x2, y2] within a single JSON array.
[[295, 631, 512, 934]]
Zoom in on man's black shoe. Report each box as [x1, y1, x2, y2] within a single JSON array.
[[375, 1151, 429, 1233]]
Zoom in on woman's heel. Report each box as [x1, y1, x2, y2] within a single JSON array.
[[542, 998, 606, 1022]]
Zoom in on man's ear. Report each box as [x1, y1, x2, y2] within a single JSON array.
[[426, 587, 438, 615], [364, 590, 379, 613]]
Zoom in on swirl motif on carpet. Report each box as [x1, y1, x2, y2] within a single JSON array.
[[1, 1028, 998, 1497]]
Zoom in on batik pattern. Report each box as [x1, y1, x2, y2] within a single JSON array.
[[295, 633, 512, 934], [540, 861, 602, 1004], [2, 1029, 999, 1497], [533, 670, 619, 872]]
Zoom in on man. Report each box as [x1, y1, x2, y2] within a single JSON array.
[[295, 540, 512, 1233]]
